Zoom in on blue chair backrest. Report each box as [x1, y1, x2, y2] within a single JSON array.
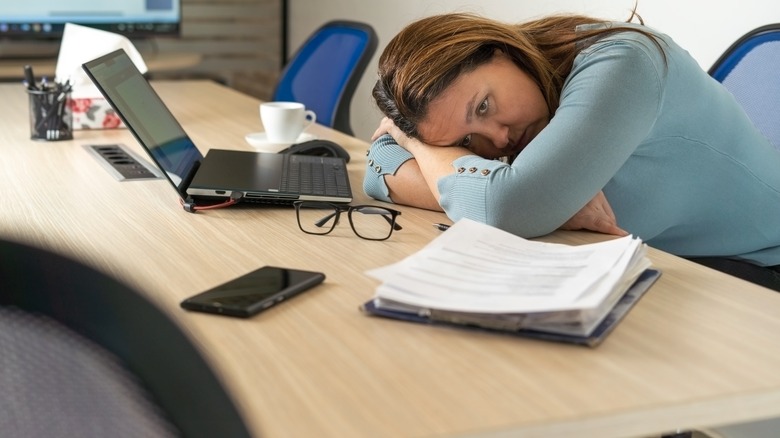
[[709, 24, 780, 150], [272, 21, 378, 136]]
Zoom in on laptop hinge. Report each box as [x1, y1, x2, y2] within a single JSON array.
[[179, 160, 201, 198], [180, 160, 201, 213]]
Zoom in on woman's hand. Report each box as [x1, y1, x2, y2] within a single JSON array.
[[372, 117, 405, 143], [371, 117, 389, 140], [372, 117, 420, 151], [559, 191, 628, 236]]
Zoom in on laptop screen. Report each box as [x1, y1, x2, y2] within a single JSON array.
[[83, 49, 202, 196]]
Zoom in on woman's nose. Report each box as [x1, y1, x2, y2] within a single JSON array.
[[490, 125, 511, 149]]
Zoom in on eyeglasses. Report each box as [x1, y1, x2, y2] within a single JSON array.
[[293, 201, 402, 241]]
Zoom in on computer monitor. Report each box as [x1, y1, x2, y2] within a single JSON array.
[[0, 1, 181, 39]]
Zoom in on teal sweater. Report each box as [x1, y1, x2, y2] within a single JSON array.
[[364, 24, 780, 266]]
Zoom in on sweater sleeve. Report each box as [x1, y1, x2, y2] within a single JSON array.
[[362, 134, 414, 203], [437, 34, 665, 237]]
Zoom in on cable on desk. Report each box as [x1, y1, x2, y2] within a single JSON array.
[[180, 193, 240, 213]]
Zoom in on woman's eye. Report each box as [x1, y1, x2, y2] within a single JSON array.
[[461, 134, 472, 147], [477, 98, 489, 115]]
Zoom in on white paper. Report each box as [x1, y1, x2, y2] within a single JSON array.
[[366, 218, 650, 314], [55, 23, 148, 99]]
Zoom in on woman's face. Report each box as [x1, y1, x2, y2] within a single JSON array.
[[417, 52, 550, 159]]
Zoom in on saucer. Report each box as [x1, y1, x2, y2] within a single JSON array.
[[244, 132, 317, 153]]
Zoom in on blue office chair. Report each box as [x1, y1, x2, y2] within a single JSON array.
[[709, 23, 780, 150], [0, 239, 252, 438], [272, 20, 378, 136], [700, 25, 780, 438]]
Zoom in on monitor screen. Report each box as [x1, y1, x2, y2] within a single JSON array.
[[0, 0, 180, 39]]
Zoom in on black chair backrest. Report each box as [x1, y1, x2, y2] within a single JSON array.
[[0, 239, 252, 438]]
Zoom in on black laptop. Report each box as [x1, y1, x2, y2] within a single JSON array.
[[82, 49, 352, 206]]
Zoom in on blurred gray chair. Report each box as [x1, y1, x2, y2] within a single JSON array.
[[0, 239, 252, 438], [704, 419, 780, 438]]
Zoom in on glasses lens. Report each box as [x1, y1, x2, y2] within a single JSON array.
[[350, 206, 396, 240], [296, 202, 338, 235]]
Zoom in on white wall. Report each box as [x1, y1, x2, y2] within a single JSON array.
[[288, 0, 780, 141]]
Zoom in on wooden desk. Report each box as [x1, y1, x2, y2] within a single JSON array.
[[2, 80, 780, 438], [0, 52, 201, 79]]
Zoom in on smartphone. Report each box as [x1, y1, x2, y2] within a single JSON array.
[[180, 266, 325, 318]]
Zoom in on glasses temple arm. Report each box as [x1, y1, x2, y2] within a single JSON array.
[[358, 207, 403, 231], [314, 211, 339, 228]]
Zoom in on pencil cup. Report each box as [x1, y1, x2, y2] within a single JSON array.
[[28, 88, 73, 141]]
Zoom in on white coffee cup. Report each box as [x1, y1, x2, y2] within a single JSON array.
[[260, 101, 316, 144]]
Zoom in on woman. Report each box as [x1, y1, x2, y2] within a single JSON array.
[[364, 12, 780, 290]]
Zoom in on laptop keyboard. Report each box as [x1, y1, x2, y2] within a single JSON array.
[[280, 155, 351, 197]]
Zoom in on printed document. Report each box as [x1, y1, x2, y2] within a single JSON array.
[[366, 218, 650, 315]]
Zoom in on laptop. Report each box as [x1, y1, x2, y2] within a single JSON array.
[[82, 49, 352, 206]]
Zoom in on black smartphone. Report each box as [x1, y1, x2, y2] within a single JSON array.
[[180, 266, 325, 318]]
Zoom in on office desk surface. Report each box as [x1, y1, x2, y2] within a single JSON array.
[[0, 52, 202, 79], [3, 81, 780, 438]]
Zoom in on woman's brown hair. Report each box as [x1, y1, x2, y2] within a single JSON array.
[[373, 10, 661, 139]]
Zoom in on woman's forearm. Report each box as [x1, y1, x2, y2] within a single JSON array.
[[364, 133, 443, 210], [369, 121, 470, 210], [384, 158, 443, 211], [403, 139, 472, 201]]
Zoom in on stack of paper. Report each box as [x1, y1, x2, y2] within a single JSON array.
[[361, 219, 660, 346]]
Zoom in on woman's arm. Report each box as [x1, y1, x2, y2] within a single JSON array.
[[367, 130, 626, 235], [371, 116, 470, 205], [384, 158, 442, 211], [363, 133, 442, 210]]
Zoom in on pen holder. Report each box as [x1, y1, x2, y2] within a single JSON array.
[[28, 87, 73, 141]]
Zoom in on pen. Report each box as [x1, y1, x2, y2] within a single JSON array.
[[433, 223, 450, 232], [23, 65, 37, 90]]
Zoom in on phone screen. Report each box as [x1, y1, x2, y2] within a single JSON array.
[[180, 266, 325, 317]]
